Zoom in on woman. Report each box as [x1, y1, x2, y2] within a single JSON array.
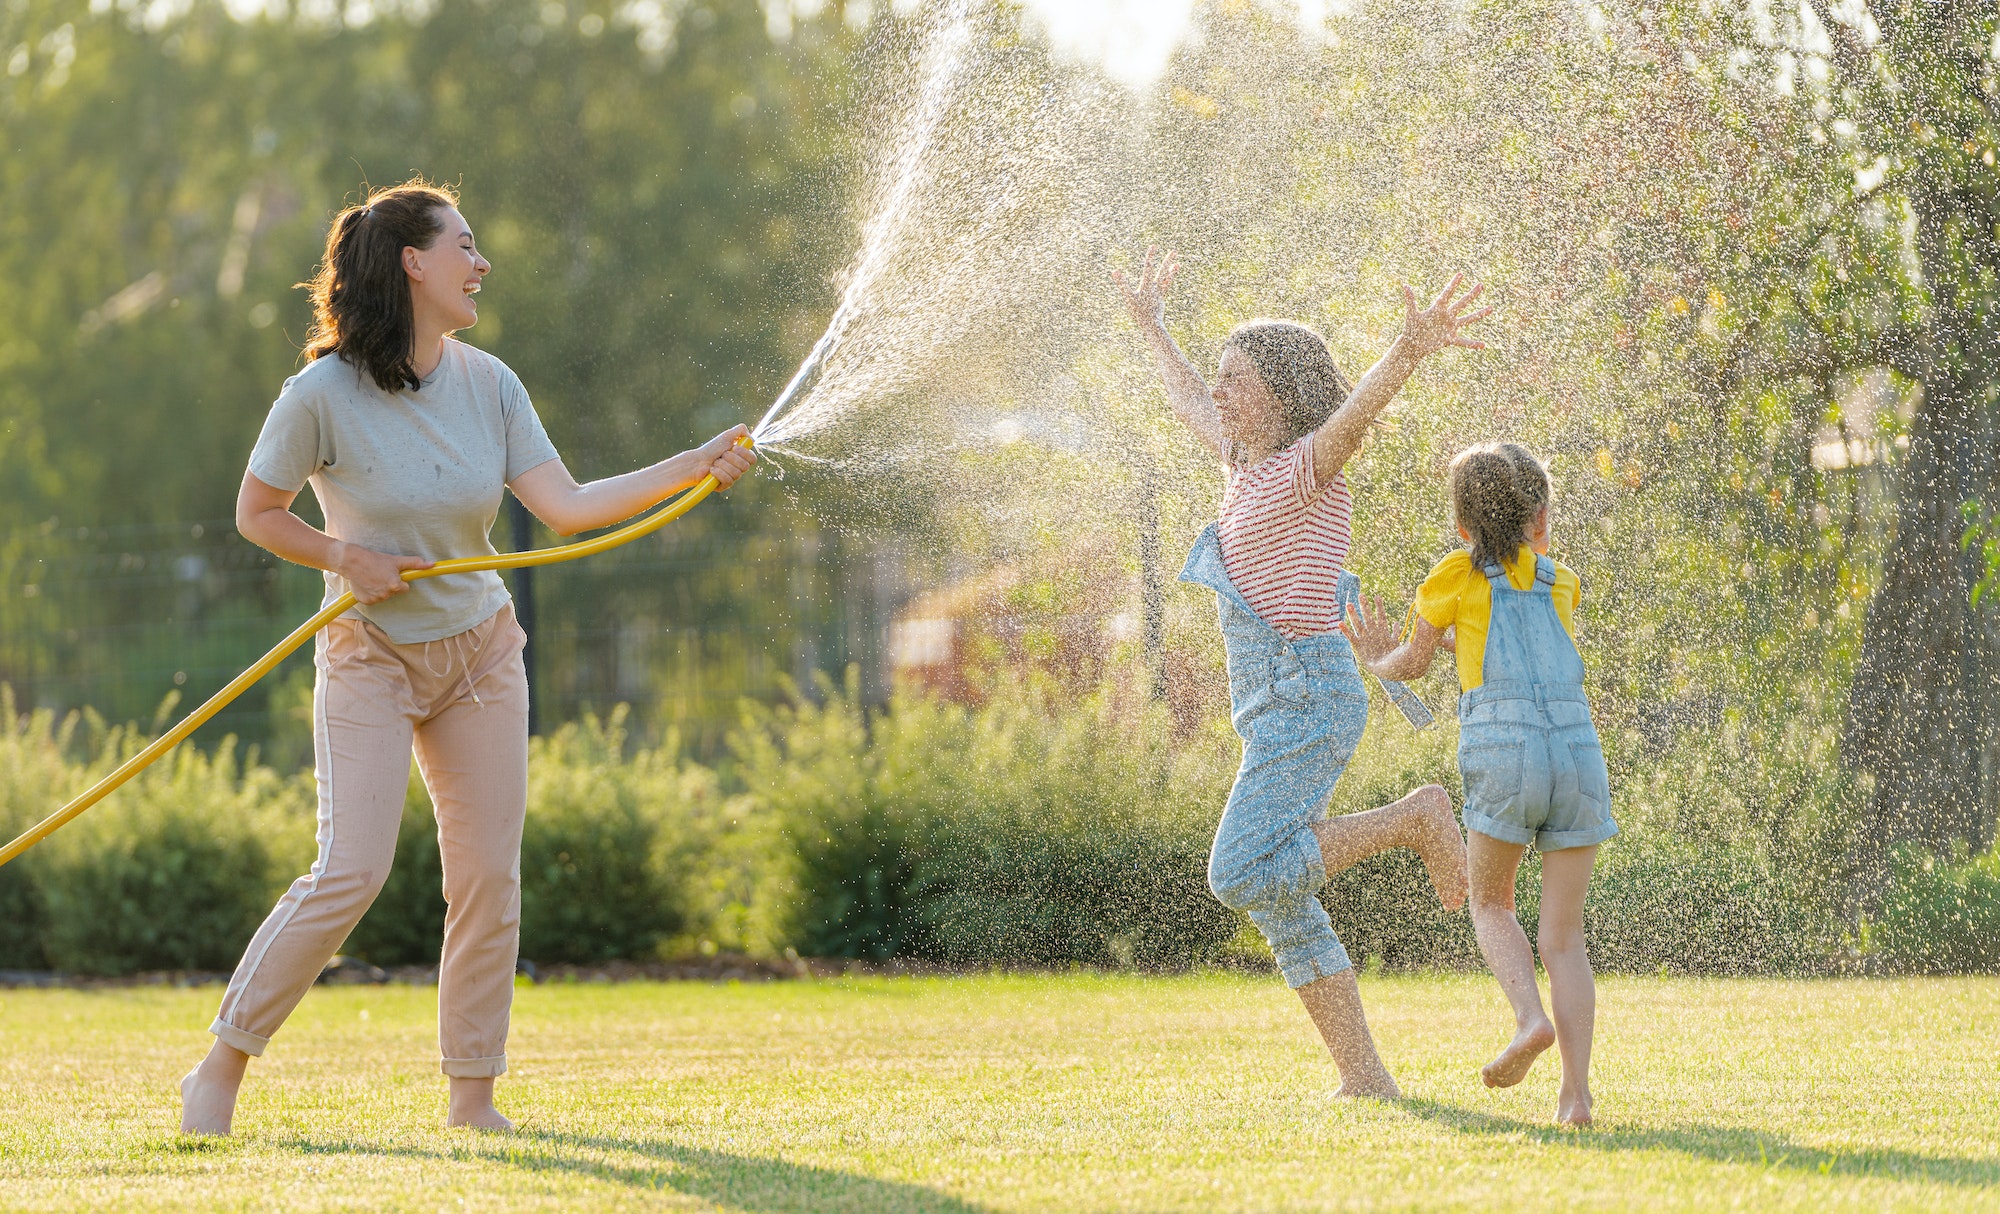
[[1113, 249, 1485, 1097], [180, 180, 756, 1135]]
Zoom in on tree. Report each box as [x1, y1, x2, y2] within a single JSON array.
[[1813, 1, 2000, 853]]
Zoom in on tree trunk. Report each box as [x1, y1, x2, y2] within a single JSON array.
[[1842, 6, 2000, 854], [1845, 371, 1995, 853]]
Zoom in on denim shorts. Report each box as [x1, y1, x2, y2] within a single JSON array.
[[1458, 687, 1618, 852]]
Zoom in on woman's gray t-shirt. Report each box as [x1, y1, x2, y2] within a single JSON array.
[[246, 339, 561, 644]]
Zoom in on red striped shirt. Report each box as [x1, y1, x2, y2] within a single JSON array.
[[1218, 437, 1352, 639]]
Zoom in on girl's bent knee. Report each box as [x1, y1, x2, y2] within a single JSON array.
[[1207, 863, 1258, 912]]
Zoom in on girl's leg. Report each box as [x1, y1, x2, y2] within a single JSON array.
[[1466, 831, 1554, 1088], [1313, 784, 1467, 909], [1297, 970, 1399, 1099], [412, 617, 529, 1131], [1206, 698, 1425, 1094], [1536, 844, 1598, 1126]]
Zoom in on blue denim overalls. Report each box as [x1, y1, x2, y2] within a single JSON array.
[[1457, 555, 1619, 852], [1178, 523, 1386, 988]]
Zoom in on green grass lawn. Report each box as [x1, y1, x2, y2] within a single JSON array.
[[2, 971, 1997, 1211]]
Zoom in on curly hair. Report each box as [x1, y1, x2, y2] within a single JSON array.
[[1223, 319, 1352, 452], [299, 179, 459, 391], [1448, 442, 1552, 572]]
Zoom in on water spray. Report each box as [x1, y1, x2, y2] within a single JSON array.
[[753, 0, 976, 447]]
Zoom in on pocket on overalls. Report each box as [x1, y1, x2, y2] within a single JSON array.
[[1459, 737, 1525, 814], [1563, 732, 1613, 817], [1268, 651, 1311, 710]]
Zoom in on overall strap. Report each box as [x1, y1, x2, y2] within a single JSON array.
[[1534, 555, 1557, 588], [1481, 561, 1508, 586]]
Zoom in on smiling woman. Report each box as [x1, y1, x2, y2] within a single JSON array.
[[179, 178, 758, 1140]]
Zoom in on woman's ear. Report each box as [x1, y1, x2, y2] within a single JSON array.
[[402, 245, 425, 281]]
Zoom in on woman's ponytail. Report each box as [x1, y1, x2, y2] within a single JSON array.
[[299, 179, 458, 391]]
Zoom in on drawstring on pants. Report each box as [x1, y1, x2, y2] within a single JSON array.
[[423, 628, 487, 707]]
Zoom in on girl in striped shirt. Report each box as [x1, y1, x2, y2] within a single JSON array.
[[1113, 250, 1490, 1099]]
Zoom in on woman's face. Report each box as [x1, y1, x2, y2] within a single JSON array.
[[1212, 345, 1286, 451], [403, 205, 490, 334]]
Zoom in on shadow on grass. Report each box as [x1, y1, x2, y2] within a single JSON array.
[[282, 1129, 998, 1214], [149, 1134, 239, 1155], [1402, 1099, 2000, 1187]]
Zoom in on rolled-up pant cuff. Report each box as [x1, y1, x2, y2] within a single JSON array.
[[441, 1055, 508, 1078], [1275, 939, 1353, 989], [210, 1018, 271, 1057]]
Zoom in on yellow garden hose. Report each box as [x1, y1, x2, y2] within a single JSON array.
[[0, 436, 753, 871]]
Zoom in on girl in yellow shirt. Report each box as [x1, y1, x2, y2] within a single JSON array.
[[1344, 442, 1614, 1127]]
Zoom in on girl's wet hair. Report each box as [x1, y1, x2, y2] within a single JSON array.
[[1449, 442, 1552, 572], [300, 179, 459, 391], [1224, 320, 1351, 451]]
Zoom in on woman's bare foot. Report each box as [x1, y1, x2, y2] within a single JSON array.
[[1556, 1089, 1593, 1127], [447, 1077, 516, 1131], [1480, 1017, 1556, 1088], [179, 1041, 250, 1136], [1397, 785, 1468, 910]]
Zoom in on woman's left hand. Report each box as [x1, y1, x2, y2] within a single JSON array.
[[1398, 273, 1493, 361]]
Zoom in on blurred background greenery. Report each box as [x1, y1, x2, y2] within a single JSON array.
[[2, 0, 1998, 974]]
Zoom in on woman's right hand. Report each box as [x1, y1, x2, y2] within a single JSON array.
[[333, 543, 434, 604], [1111, 245, 1176, 331]]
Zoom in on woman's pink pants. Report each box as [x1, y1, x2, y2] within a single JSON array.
[[209, 604, 529, 1077]]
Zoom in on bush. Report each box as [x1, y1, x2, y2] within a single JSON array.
[[1318, 707, 1842, 975], [518, 708, 725, 965], [1579, 850, 1837, 975], [1861, 845, 2000, 973], [0, 675, 1901, 978], [1320, 709, 1483, 969], [341, 708, 748, 967], [33, 730, 311, 975], [0, 693, 80, 968], [730, 675, 916, 959], [738, 674, 1240, 969]]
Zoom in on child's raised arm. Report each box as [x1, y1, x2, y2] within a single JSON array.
[[1310, 274, 1493, 486], [1113, 247, 1229, 461], [1342, 592, 1449, 682]]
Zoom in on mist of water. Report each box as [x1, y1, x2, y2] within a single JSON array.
[[753, 0, 979, 448], [740, 0, 1904, 919]]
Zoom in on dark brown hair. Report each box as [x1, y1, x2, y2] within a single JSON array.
[[1449, 442, 1552, 572], [300, 179, 458, 391], [1223, 320, 1352, 450]]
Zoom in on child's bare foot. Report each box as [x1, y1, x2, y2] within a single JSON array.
[[1397, 785, 1467, 910], [1556, 1090, 1593, 1127], [178, 1051, 247, 1136], [447, 1077, 516, 1131], [1480, 1017, 1556, 1088], [1334, 1067, 1402, 1101]]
